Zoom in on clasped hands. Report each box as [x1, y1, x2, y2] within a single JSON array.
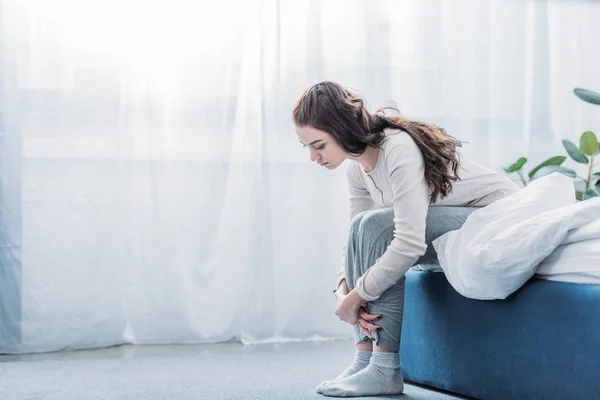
[[334, 284, 381, 340]]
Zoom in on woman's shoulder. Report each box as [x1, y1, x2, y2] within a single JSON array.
[[380, 128, 423, 160], [382, 128, 416, 146]]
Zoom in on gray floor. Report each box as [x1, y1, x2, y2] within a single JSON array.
[[0, 339, 468, 400]]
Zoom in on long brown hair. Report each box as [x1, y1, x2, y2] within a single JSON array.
[[292, 81, 462, 203]]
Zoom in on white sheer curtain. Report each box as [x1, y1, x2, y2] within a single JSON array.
[[1, 0, 599, 354]]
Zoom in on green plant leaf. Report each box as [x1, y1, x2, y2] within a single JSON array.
[[531, 165, 577, 180], [574, 88, 600, 105], [584, 189, 598, 200], [580, 131, 599, 156], [576, 191, 585, 201], [575, 179, 587, 193], [563, 139, 589, 164], [505, 157, 527, 173], [528, 156, 566, 179]]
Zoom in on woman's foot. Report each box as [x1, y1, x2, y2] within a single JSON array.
[[316, 349, 372, 393], [320, 352, 404, 397]]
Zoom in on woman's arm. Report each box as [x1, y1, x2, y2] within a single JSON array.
[[354, 134, 430, 302]]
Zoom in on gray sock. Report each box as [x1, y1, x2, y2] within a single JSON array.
[[316, 349, 372, 394], [321, 351, 404, 397]]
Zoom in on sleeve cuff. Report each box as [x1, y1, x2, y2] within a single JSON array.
[[336, 272, 346, 289], [355, 273, 382, 302]]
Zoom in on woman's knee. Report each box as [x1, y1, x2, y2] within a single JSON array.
[[358, 208, 394, 236], [349, 210, 370, 237], [356, 208, 395, 255]]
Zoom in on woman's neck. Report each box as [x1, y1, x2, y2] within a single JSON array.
[[353, 145, 379, 173]]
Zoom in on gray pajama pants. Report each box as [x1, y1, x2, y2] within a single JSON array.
[[345, 206, 477, 351]]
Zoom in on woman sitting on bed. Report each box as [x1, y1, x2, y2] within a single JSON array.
[[292, 81, 518, 398]]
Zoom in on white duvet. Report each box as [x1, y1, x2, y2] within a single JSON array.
[[430, 172, 600, 300]]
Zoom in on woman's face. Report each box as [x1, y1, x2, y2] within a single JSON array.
[[296, 125, 347, 170]]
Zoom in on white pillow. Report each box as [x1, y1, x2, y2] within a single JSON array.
[[432, 173, 600, 300]]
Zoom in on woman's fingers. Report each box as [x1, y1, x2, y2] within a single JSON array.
[[359, 310, 381, 321], [358, 317, 380, 331], [356, 308, 381, 339], [358, 322, 375, 340], [357, 316, 380, 341]]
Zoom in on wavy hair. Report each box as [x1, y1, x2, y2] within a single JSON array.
[[292, 81, 463, 203]]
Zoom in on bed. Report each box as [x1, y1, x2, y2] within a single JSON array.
[[400, 269, 600, 400]]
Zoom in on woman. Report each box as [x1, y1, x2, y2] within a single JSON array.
[[292, 81, 519, 398]]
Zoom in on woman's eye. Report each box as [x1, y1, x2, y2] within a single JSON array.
[[314, 144, 325, 150]]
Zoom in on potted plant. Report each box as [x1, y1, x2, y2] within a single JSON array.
[[504, 88, 600, 200]]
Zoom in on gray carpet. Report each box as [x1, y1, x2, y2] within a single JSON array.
[[0, 340, 467, 400]]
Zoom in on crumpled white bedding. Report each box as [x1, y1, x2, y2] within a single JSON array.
[[429, 172, 600, 300]]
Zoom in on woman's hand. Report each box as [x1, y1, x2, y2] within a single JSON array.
[[334, 289, 369, 325], [357, 308, 381, 340]]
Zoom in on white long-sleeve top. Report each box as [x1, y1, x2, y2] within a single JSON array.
[[340, 129, 519, 301]]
